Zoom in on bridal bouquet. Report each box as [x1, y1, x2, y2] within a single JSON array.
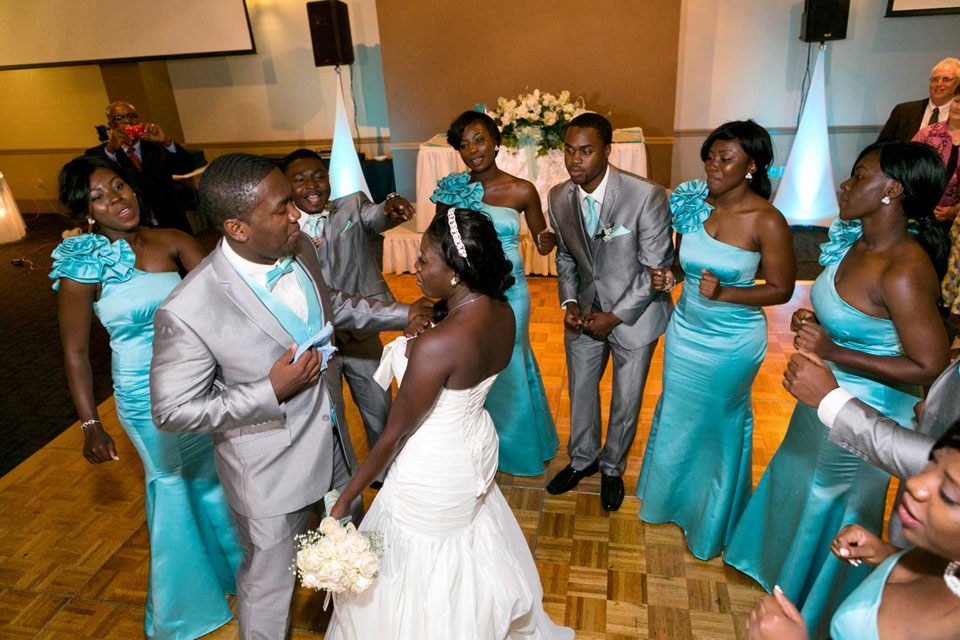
[[485, 89, 587, 156], [294, 492, 384, 599]]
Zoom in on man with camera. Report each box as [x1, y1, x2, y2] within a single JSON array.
[[86, 101, 194, 233]]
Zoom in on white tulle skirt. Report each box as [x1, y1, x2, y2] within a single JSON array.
[[325, 481, 573, 640], [0, 175, 26, 245]]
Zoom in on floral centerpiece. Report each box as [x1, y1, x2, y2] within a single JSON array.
[[484, 89, 587, 157]]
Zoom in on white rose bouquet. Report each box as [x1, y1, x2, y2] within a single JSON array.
[[293, 492, 384, 607], [486, 89, 587, 156]]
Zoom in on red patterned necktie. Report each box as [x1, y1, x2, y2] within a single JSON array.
[[125, 145, 142, 171]]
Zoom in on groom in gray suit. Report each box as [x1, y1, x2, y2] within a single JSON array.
[[546, 113, 674, 511], [280, 149, 411, 451], [150, 153, 430, 640], [784, 349, 960, 546]]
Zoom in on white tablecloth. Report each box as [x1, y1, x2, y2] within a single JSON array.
[[0, 173, 26, 245], [382, 226, 557, 276], [415, 132, 648, 232]]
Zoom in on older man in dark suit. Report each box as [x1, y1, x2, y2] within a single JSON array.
[[85, 101, 194, 233], [878, 57, 960, 142]]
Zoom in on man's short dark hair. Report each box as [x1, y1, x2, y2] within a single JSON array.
[[279, 148, 324, 173], [199, 153, 277, 231], [567, 113, 613, 146]]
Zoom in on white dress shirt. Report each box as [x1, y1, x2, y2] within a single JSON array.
[[561, 167, 611, 309], [103, 139, 178, 163], [922, 99, 952, 128], [221, 239, 309, 322], [816, 387, 855, 428]]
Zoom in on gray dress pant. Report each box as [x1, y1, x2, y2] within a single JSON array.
[[232, 435, 362, 640], [336, 334, 391, 448], [564, 325, 657, 477]]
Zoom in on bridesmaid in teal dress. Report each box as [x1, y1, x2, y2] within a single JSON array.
[[725, 140, 951, 638], [637, 121, 795, 560], [51, 156, 243, 639], [744, 423, 960, 640], [431, 110, 559, 476]]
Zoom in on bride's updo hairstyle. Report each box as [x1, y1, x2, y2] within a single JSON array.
[[425, 208, 514, 301], [854, 140, 950, 279]]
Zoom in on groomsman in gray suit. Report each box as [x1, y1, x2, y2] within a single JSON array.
[[150, 153, 431, 640], [546, 113, 674, 511], [784, 349, 960, 546], [280, 149, 412, 450]]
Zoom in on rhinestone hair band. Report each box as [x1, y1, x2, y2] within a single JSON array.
[[446, 209, 469, 261]]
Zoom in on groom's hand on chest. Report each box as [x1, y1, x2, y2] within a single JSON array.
[[269, 344, 322, 402]]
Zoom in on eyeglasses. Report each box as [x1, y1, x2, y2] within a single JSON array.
[[110, 112, 139, 122], [930, 76, 958, 84]]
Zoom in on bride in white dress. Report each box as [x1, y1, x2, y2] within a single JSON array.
[[327, 209, 573, 639]]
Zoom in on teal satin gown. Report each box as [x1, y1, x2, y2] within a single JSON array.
[[636, 180, 766, 560], [51, 235, 243, 640], [432, 172, 559, 476], [830, 549, 906, 640], [723, 219, 922, 639]]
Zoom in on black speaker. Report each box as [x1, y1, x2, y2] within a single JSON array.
[[307, 1, 354, 67], [800, 0, 850, 42]]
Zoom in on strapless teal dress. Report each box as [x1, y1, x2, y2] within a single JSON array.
[[51, 235, 243, 640], [830, 549, 906, 640], [432, 172, 559, 476], [636, 180, 766, 560], [723, 219, 922, 639]]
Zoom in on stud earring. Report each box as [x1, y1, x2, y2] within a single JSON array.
[[745, 171, 753, 181], [881, 196, 891, 205], [87, 217, 96, 226], [494, 145, 499, 152], [450, 276, 459, 287]]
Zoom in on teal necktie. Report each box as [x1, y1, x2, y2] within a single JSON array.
[[583, 195, 600, 237], [265, 255, 294, 291]]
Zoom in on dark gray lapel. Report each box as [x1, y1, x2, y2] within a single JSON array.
[[211, 241, 293, 349], [567, 182, 594, 263]]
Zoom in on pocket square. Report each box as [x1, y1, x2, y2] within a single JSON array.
[[294, 321, 338, 371], [609, 224, 632, 238], [340, 220, 355, 234]]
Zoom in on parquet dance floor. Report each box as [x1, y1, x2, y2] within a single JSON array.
[[0, 276, 899, 639]]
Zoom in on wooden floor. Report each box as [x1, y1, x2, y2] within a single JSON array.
[[0, 275, 899, 639]]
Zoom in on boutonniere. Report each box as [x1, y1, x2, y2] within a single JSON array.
[[596, 223, 632, 243]]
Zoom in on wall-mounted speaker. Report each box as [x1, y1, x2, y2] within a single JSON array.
[[307, 1, 354, 67], [800, 0, 850, 42]]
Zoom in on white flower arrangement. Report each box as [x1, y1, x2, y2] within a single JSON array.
[[484, 89, 587, 156], [294, 515, 384, 603]]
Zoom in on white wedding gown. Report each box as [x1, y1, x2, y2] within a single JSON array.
[[326, 337, 574, 640]]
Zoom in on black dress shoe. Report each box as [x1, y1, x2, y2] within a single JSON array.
[[546, 459, 600, 495], [601, 474, 625, 511]]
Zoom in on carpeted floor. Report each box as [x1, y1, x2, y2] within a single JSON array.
[[0, 219, 828, 476]]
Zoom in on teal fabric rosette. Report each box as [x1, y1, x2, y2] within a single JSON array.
[[430, 172, 485, 212], [818, 218, 862, 266], [669, 179, 713, 234], [49, 234, 136, 290]]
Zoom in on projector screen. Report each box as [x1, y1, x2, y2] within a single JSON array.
[[887, 0, 960, 16], [0, 0, 255, 70]]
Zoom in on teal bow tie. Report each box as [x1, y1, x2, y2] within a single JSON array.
[[583, 194, 600, 237], [265, 255, 294, 291]]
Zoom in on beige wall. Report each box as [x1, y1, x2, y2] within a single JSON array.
[[0, 66, 109, 211], [672, 0, 960, 190], [376, 0, 682, 197]]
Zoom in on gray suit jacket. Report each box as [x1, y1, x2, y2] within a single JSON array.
[[149, 235, 409, 520], [547, 165, 674, 350], [318, 192, 401, 343], [830, 356, 960, 544]]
